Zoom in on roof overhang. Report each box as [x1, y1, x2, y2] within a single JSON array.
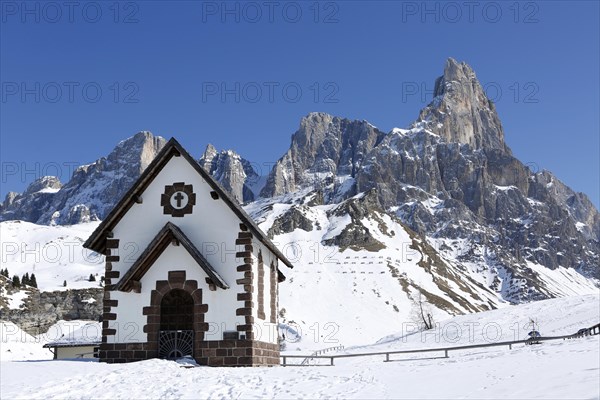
[[43, 342, 101, 348]]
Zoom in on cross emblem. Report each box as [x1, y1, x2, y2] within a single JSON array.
[[173, 192, 185, 208], [170, 191, 188, 209], [161, 183, 196, 217]]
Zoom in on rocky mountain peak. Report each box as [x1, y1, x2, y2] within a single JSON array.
[[199, 146, 259, 204], [23, 176, 62, 195], [0, 131, 168, 225], [433, 58, 476, 96], [415, 58, 508, 153], [109, 131, 166, 173], [0, 176, 62, 223], [201, 143, 219, 166], [261, 112, 386, 197], [1, 58, 597, 308]]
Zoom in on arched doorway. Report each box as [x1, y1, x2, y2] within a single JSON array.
[[158, 289, 194, 359]]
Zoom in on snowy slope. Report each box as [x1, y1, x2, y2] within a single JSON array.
[[0, 220, 102, 291], [245, 193, 598, 349], [1, 295, 598, 399], [1, 198, 597, 351], [0, 321, 52, 361], [364, 293, 599, 351]]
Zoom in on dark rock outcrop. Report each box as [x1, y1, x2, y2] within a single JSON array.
[[268, 205, 314, 238], [0, 277, 103, 336]]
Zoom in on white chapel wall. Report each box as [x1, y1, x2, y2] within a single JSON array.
[[106, 155, 254, 343]]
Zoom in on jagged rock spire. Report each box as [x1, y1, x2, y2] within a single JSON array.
[[199, 145, 259, 204], [414, 58, 509, 153]]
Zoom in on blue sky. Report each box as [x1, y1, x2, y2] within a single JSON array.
[[1, 1, 598, 207]]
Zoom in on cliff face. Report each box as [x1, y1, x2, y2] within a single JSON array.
[[415, 58, 509, 152], [198, 144, 259, 204], [0, 276, 103, 336], [260, 112, 386, 197]]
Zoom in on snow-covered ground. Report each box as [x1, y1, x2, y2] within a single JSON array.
[[0, 320, 100, 362], [1, 295, 598, 399], [0, 321, 52, 362]]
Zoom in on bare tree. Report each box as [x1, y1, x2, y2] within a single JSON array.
[[410, 291, 434, 330]]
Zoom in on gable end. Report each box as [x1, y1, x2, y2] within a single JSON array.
[[83, 138, 294, 271], [114, 222, 229, 292]]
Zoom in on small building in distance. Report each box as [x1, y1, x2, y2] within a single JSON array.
[[43, 322, 101, 359]]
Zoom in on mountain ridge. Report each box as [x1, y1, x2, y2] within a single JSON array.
[[1, 59, 598, 334]]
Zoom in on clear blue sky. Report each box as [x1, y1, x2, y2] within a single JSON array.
[[1, 1, 598, 207]]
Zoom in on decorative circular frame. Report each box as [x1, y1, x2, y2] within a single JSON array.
[[161, 182, 196, 217]]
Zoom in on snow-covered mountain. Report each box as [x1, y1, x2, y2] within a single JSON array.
[[256, 58, 599, 305], [1, 132, 167, 225], [1, 58, 598, 342]]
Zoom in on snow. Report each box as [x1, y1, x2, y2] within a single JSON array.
[[0, 220, 103, 291], [6, 289, 29, 309], [36, 187, 61, 194], [243, 189, 599, 351], [0, 321, 53, 361], [1, 295, 598, 399], [524, 261, 599, 297], [0, 320, 102, 362], [527, 197, 544, 207], [373, 294, 599, 348], [257, 202, 504, 348], [494, 185, 517, 192], [44, 321, 102, 346], [391, 127, 409, 135], [332, 175, 355, 199]]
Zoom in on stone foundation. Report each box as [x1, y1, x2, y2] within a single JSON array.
[[99, 340, 279, 366], [99, 342, 156, 363]]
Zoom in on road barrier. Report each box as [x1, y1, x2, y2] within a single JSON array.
[[281, 323, 600, 367]]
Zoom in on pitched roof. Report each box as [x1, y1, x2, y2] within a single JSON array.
[[82, 137, 293, 271], [114, 222, 229, 291], [42, 322, 102, 348]]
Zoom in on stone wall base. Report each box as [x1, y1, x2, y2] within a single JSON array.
[[99, 340, 279, 366]]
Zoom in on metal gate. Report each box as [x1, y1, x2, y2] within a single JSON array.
[[158, 330, 194, 359]]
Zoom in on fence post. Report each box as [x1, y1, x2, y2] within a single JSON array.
[[330, 357, 334, 366], [444, 349, 448, 358], [385, 353, 389, 362], [282, 356, 286, 366]]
